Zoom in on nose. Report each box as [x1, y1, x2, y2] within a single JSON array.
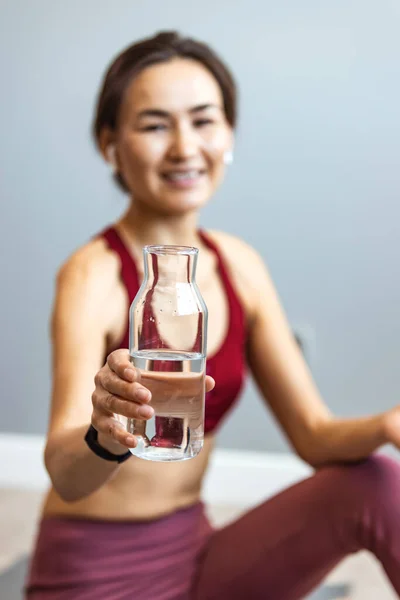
[[168, 123, 198, 162]]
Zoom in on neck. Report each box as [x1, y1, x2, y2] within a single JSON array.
[[118, 200, 201, 249]]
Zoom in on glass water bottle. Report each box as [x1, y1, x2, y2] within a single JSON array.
[[126, 244, 208, 462]]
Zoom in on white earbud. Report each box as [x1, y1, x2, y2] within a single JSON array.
[[223, 149, 234, 165]]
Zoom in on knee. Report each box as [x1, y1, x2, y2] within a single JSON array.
[[353, 454, 400, 496], [325, 454, 400, 504]]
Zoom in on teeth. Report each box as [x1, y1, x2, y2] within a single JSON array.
[[166, 170, 199, 181]]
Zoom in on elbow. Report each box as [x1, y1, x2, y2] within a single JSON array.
[[44, 442, 86, 504], [295, 443, 334, 471], [293, 418, 335, 469], [294, 446, 321, 469], [53, 485, 85, 504], [58, 489, 87, 504], [293, 433, 329, 470], [299, 452, 328, 470], [51, 479, 87, 504], [43, 440, 57, 485]]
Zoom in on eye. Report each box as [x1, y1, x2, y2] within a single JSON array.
[[193, 118, 214, 128], [140, 123, 168, 132]]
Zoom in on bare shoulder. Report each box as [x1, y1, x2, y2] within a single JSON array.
[[53, 237, 124, 334], [206, 229, 267, 279], [205, 230, 269, 318], [55, 237, 123, 309], [57, 237, 120, 288]]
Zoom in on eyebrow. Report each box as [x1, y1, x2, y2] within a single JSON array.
[[136, 103, 221, 119]]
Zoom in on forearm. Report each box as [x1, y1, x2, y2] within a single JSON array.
[[44, 424, 125, 502], [305, 414, 388, 467]]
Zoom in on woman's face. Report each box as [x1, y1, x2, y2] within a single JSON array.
[[110, 58, 233, 215]]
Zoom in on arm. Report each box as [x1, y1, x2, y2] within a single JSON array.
[[44, 245, 153, 502], [45, 243, 216, 502], [239, 243, 390, 467]]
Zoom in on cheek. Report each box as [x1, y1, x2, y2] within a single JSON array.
[[202, 129, 231, 165], [120, 133, 166, 170]]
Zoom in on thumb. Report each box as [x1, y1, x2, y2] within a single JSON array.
[[205, 375, 215, 393]]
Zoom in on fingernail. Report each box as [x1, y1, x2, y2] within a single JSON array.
[[136, 388, 150, 402], [138, 405, 154, 418], [126, 435, 136, 446], [124, 368, 135, 381]]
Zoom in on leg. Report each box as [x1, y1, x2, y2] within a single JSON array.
[[193, 455, 400, 600]]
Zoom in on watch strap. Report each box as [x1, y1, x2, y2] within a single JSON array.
[[84, 424, 132, 464]]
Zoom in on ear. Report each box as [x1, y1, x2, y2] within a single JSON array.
[[223, 131, 235, 165], [98, 127, 117, 168]]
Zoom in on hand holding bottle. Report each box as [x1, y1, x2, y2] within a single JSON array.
[[91, 349, 215, 454]]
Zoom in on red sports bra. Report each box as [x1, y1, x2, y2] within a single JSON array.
[[101, 226, 247, 434]]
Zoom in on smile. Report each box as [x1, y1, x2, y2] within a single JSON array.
[[161, 169, 206, 188]]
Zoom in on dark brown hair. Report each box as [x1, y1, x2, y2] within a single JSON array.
[[93, 31, 237, 191]]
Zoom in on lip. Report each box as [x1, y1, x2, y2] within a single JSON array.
[[160, 169, 207, 190]]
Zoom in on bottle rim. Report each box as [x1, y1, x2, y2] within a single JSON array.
[[143, 245, 198, 256]]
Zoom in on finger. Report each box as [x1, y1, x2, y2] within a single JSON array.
[[93, 390, 154, 419], [95, 415, 138, 449], [107, 349, 139, 383], [99, 370, 151, 404], [205, 375, 215, 393]]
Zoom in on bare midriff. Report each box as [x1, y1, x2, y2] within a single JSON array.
[[42, 435, 215, 521]]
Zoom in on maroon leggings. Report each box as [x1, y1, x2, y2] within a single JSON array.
[[26, 455, 400, 600]]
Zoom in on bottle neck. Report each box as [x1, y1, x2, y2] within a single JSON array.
[[143, 247, 198, 285]]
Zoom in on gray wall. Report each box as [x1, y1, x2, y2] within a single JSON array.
[[1, 0, 400, 453]]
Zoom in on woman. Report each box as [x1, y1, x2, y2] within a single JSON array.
[[26, 31, 400, 599]]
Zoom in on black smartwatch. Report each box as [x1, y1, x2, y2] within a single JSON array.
[[84, 425, 132, 464]]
